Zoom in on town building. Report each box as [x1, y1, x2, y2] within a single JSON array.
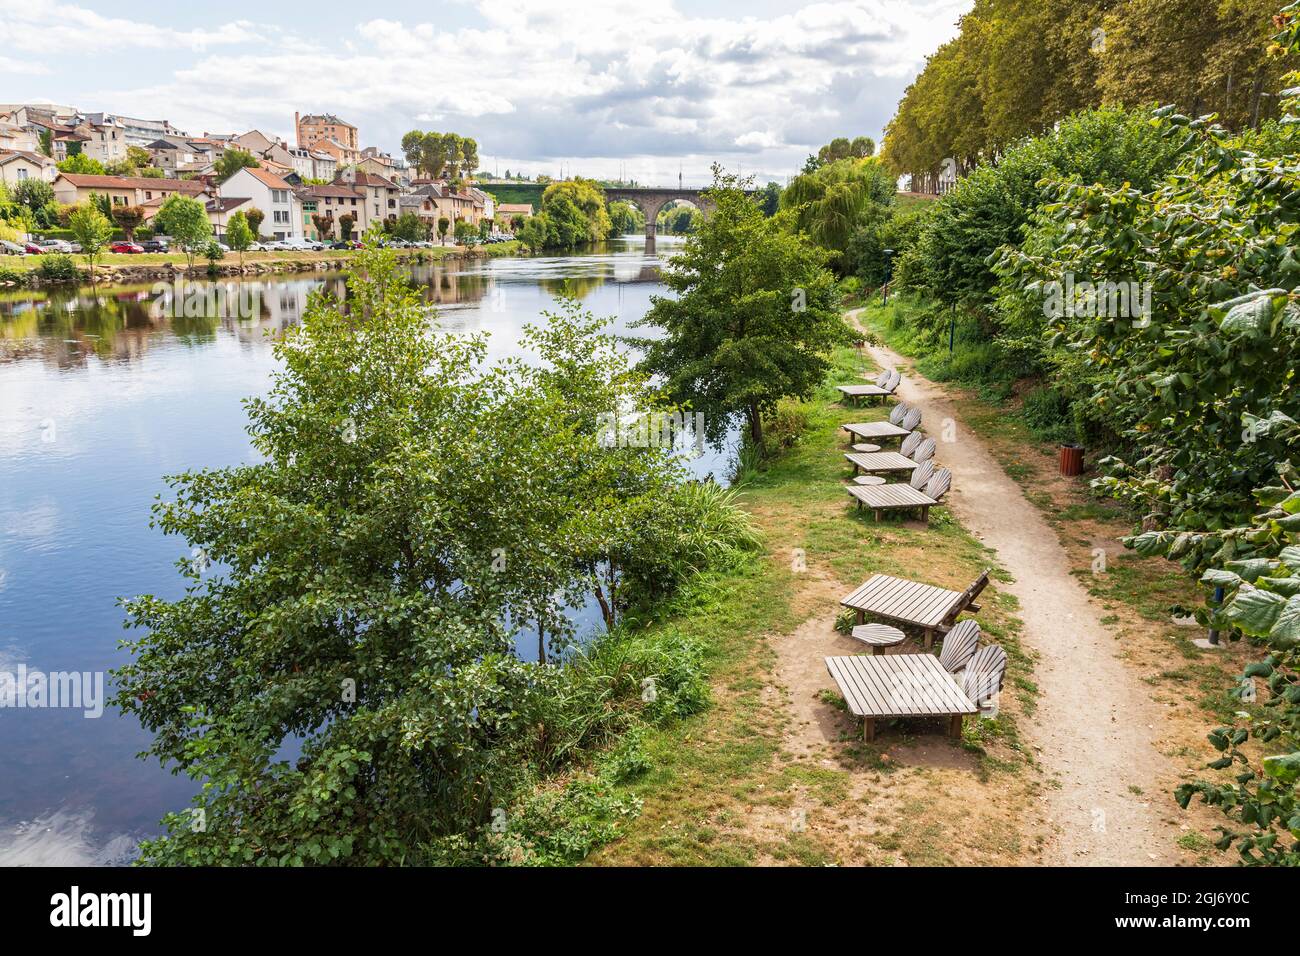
[[0, 150, 58, 185], [218, 166, 303, 240], [52, 172, 209, 207]]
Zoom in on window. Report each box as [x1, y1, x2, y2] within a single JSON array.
[[16, 168, 27, 181]]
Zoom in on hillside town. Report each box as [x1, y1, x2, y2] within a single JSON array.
[[0, 103, 535, 246]]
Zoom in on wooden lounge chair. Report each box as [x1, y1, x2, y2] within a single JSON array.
[[840, 403, 921, 444], [963, 644, 1008, 711], [844, 433, 936, 477], [841, 569, 990, 648], [937, 619, 981, 674], [836, 368, 900, 405], [847, 466, 951, 524]]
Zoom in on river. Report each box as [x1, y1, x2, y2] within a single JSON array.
[[0, 235, 730, 865]]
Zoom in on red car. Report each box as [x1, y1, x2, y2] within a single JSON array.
[[22, 242, 44, 254], [110, 241, 144, 254]]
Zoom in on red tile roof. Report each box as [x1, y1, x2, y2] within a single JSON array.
[[56, 173, 208, 194], [238, 166, 294, 190]]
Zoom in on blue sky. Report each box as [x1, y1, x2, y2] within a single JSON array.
[[0, 0, 971, 185]]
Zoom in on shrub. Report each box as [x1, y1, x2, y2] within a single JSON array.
[[37, 253, 80, 284]]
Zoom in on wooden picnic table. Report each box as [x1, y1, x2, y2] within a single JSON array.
[[825, 653, 978, 741], [844, 451, 917, 475], [842, 421, 910, 443], [836, 384, 893, 405], [840, 573, 977, 648]]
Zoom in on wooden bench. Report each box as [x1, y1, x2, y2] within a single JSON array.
[[840, 570, 989, 648]]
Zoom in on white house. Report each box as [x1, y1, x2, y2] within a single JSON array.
[[219, 166, 302, 240]]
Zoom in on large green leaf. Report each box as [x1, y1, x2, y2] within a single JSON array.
[[1223, 587, 1288, 637]]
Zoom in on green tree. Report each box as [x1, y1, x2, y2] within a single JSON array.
[[453, 219, 477, 245], [153, 194, 213, 268], [214, 147, 261, 183], [110, 239, 750, 864], [67, 202, 114, 276], [437, 216, 450, 245], [226, 211, 253, 268], [312, 214, 334, 242], [244, 207, 265, 239], [393, 211, 426, 242], [57, 152, 106, 175], [111, 205, 145, 241], [338, 213, 355, 241], [635, 167, 850, 449]]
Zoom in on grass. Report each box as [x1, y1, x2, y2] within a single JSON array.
[[577, 340, 1040, 867]]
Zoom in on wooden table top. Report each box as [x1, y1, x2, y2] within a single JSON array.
[[841, 573, 964, 628], [825, 653, 978, 719]]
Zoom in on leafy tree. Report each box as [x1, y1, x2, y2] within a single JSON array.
[[37, 129, 52, 157], [214, 147, 261, 183], [393, 211, 426, 242], [454, 219, 477, 245], [757, 181, 782, 217], [13, 178, 55, 214], [57, 152, 106, 175], [781, 157, 896, 268], [437, 216, 450, 245], [607, 201, 643, 236], [244, 207, 265, 239], [226, 211, 254, 267], [312, 214, 334, 242], [516, 214, 551, 252], [111, 205, 145, 241], [338, 213, 355, 241], [635, 167, 850, 449], [153, 194, 213, 268], [111, 240, 751, 864], [67, 203, 114, 275]]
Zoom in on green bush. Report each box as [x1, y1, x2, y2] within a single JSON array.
[[1020, 386, 1078, 445], [37, 253, 80, 284]]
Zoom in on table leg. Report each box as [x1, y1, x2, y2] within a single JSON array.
[[863, 717, 875, 742], [923, 628, 934, 649], [871, 645, 884, 656], [949, 715, 964, 738], [855, 610, 864, 626]]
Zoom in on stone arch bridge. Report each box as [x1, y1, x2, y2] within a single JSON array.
[[604, 186, 716, 241]]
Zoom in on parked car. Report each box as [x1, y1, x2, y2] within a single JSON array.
[[37, 239, 74, 253], [22, 242, 44, 254], [109, 241, 144, 254], [247, 241, 269, 252], [0, 239, 27, 255], [329, 240, 360, 250], [140, 238, 169, 253]]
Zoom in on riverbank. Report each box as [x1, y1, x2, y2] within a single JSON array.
[[566, 303, 1237, 865], [575, 339, 1046, 865], [0, 241, 521, 289]]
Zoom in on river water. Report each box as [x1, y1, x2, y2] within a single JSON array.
[[0, 235, 727, 864]]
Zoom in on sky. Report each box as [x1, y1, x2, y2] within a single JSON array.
[[0, 0, 971, 186]]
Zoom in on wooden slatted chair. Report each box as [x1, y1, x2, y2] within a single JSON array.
[[963, 644, 1008, 710], [846, 466, 952, 524], [938, 619, 981, 674]]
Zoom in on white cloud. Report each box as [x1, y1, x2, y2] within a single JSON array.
[[8, 0, 972, 183]]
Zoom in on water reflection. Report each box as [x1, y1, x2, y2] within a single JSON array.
[[0, 236, 732, 864]]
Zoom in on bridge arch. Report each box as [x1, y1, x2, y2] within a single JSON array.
[[605, 187, 716, 242]]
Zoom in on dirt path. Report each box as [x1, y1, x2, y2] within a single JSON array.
[[844, 315, 1182, 864]]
